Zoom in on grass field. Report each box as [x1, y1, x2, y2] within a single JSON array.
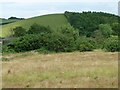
[[1, 14, 69, 37], [2, 51, 118, 88], [0, 19, 19, 25]]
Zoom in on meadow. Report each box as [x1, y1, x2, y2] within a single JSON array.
[[2, 51, 118, 88], [0, 18, 19, 25]]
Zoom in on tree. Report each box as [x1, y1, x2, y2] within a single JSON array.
[[64, 11, 119, 37], [91, 30, 105, 48], [60, 25, 79, 40], [7, 33, 76, 52], [76, 37, 95, 52], [13, 26, 26, 37], [103, 36, 119, 52], [99, 24, 112, 38], [8, 17, 24, 20], [27, 23, 51, 34], [111, 23, 120, 35]]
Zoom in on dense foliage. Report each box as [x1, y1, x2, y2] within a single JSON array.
[[98, 24, 112, 38], [64, 11, 119, 37], [27, 23, 52, 34], [3, 24, 95, 53], [13, 26, 26, 37], [2, 11, 119, 53], [4, 33, 75, 52], [8, 17, 24, 20], [76, 37, 96, 52], [103, 36, 119, 52], [111, 23, 120, 35]]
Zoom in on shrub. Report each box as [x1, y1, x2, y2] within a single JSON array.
[[47, 33, 76, 52], [27, 23, 51, 34], [10, 34, 42, 52], [60, 25, 79, 40], [6, 33, 76, 52], [111, 23, 120, 35], [36, 47, 50, 54], [76, 37, 95, 52], [103, 36, 119, 52], [99, 24, 113, 38], [13, 26, 26, 37], [2, 44, 15, 53], [91, 30, 105, 48]]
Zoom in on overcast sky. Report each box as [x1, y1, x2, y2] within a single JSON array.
[[0, 0, 119, 18]]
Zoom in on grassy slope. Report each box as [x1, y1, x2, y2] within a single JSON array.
[[1, 14, 69, 37], [2, 51, 118, 88], [0, 19, 19, 25]]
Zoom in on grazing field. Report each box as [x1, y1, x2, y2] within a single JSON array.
[[2, 51, 118, 88], [0, 18, 19, 25], [1, 14, 69, 37]]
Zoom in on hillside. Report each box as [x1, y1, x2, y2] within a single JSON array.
[[1, 14, 69, 37], [65, 11, 119, 37], [2, 12, 119, 53], [1, 12, 119, 38], [0, 18, 19, 25]]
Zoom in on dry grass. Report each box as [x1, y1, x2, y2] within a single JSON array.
[[2, 51, 118, 88]]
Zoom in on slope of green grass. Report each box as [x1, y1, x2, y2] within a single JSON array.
[[1, 14, 69, 37], [0, 19, 19, 25]]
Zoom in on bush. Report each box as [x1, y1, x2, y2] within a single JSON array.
[[47, 33, 76, 52], [99, 24, 113, 38], [6, 32, 76, 52], [111, 23, 120, 35], [60, 25, 79, 40], [27, 23, 51, 34], [10, 34, 42, 52], [103, 36, 119, 52], [2, 45, 15, 53], [36, 47, 50, 54], [91, 30, 105, 48], [76, 37, 95, 52], [13, 26, 26, 37]]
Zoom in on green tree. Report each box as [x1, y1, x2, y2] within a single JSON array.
[[60, 25, 79, 40], [7, 32, 76, 52], [103, 36, 119, 52], [111, 23, 120, 35], [28, 23, 51, 34], [76, 37, 95, 52], [64, 11, 119, 37], [13, 26, 26, 37], [47, 33, 76, 52], [99, 24, 112, 38], [91, 30, 105, 48]]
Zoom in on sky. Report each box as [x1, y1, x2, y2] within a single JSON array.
[[0, 0, 119, 19]]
